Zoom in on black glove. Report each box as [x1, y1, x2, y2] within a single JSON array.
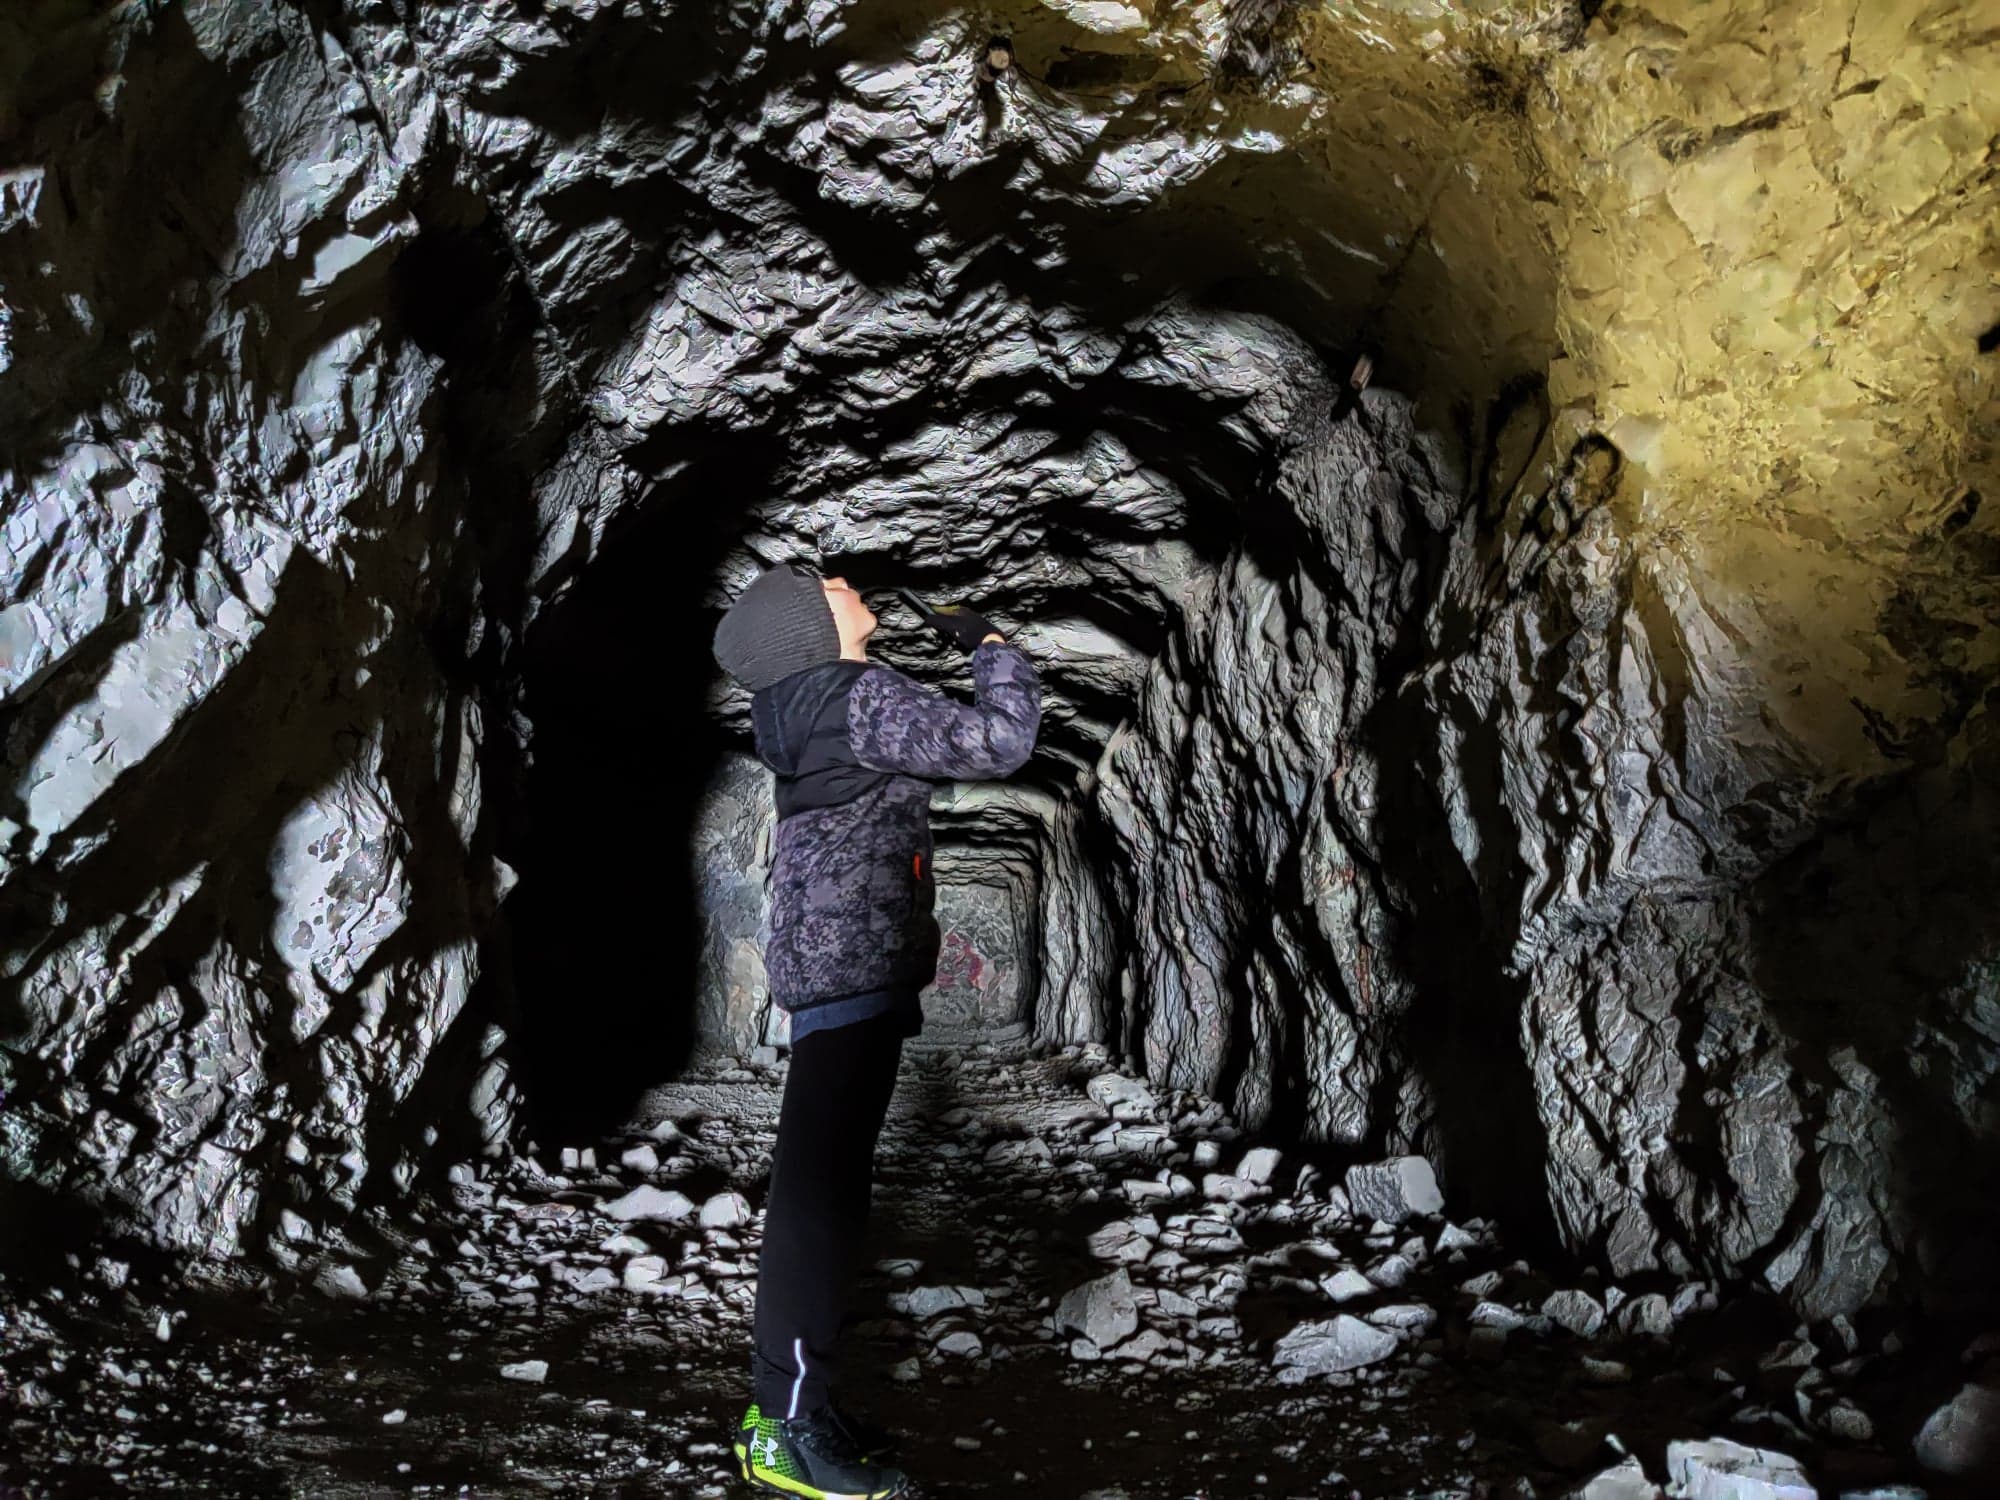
[[899, 589, 1001, 653]]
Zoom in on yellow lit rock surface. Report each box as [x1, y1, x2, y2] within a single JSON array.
[[1010, 0, 1998, 770]]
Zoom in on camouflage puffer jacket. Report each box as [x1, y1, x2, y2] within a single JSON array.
[[748, 641, 1041, 1017]]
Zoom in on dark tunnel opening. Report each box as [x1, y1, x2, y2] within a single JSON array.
[[497, 453, 765, 1146]]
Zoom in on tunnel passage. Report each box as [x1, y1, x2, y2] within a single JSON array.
[[1, 0, 1996, 1358], [923, 804, 1044, 1033]]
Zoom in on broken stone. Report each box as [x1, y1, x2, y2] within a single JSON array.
[[1112, 1329, 1170, 1362], [558, 1264, 618, 1294], [1272, 1314, 1400, 1374], [1470, 1301, 1528, 1331], [1343, 1157, 1443, 1225], [1365, 1303, 1439, 1338], [1616, 1293, 1673, 1341], [1665, 1438, 1814, 1500], [1913, 1381, 2000, 1478], [1543, 1289, 1607, 1338], [1368, 1254, 1414, 1289], [1816, 1401, 1873, 1443], [1236, 1146, 1281, 1184], [1200, 1173, 1263, 1204], [1321, 1268, 1375, 1304], [1087, 1074, 1157, 1119], [699, 1192, 751, 1229], [602, 1186, 697, 1223], [1436, 1222, 1480, 1252], [985, 1137, 1055, 1166], [499, 1359, 549, 1384], [1671, 1281, 1718, 1321], [1056, 1269, 1140, 1350], [622, 1256, 668, 1293], [889, 1285, 987, 1320], [619, 1144, 660, 1174], [318, 1263, 370, 1300]]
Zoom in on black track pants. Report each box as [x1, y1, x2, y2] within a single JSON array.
[[750, 1010, 906, 1419]]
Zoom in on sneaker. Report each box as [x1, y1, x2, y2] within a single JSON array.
[[735, 1402, 910, 1498]]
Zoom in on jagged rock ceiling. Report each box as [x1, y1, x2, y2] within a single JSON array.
[[1, 0, 1996, 1344]]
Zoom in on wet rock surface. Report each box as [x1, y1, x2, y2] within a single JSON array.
[[5, 1033, 1992, 1497]]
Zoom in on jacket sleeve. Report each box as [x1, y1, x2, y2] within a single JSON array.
[[847, 641, 1042, 781]]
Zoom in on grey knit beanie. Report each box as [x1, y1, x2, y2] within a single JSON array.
[[712, 564, 843, 691]]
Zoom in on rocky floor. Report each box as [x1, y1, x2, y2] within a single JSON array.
[[3, 1029, 1994, 1499]]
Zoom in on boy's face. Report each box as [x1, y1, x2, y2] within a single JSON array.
[[821, 576, 878, 651]]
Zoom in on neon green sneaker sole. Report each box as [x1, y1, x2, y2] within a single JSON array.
[[733, 1402, 908, 1498]]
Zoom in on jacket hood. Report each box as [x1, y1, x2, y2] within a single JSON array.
[[750, 660, 870, 774]]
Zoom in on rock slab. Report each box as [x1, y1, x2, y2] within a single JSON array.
[[1344, 1157, 1443, 1224], [1056, 1269, 1139, 1350], [1665, 1438, 1814, 1500], [1271, 1314, 1399, 1374]]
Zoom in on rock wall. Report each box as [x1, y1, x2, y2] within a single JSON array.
[[926, 878, 1034, 1028], [1, 1, 518, 1261], [2, 0, 1995, 1323]]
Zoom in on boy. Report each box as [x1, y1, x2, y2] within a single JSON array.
[[711, 564, 1042, 1499]]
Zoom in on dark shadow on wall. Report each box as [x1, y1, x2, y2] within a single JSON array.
[[0, 3, 258, 480], [0, 533, 492, 1270], [496, 447, 762, 1148], [1744, 717, 2000, 1322], [1363, 599, 1564, 1260]]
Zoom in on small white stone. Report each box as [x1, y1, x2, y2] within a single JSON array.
[[620, 1144, 660, 1173], [500, 1359, 549, 1384], [382, 1408, 408, 1425], [320, 1264, 369, 1300], [700, 1192, 751, 1229], [1435, 1222, 1480, 1252], [1321, 1268, 1375, 1304], [602, 1185, 696, 1223], [1236, 1146, 1281, 1185]]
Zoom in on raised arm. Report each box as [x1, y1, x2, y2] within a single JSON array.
[[847, 641, 1041, 781]]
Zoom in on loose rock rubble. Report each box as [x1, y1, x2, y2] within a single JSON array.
[[5, 1029, 1993, 1497]]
